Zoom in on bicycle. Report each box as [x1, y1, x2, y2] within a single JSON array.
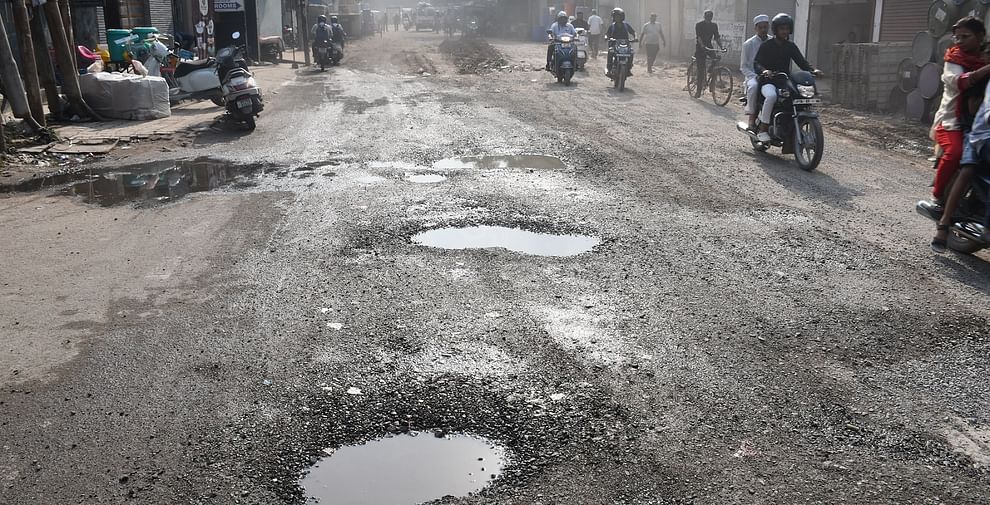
[[686, 48, 733, 107]]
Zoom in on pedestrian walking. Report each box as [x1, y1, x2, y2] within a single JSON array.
[[587, 9, 603, 59], [393, 14, 400, 32], [640, 13, 666, 73]]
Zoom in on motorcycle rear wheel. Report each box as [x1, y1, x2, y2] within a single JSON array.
[[947, 232, 985, 254], [563, 69, 572, 86], [794, 116, 824, 171], [210, 95, 225, 107]]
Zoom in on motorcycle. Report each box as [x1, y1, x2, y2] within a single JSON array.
[[217, 32, 264, 130], [916, 171, 990, 254], [574, 28, 589, 71], [314, 37, 333, 71], [547, 30, 577, 86], [331, 41, 344, 66], [608, 38, 635, 91], [736, 71, 825, 172], [143, 38, 224, 106]]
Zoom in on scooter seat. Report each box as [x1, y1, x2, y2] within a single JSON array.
[[174, 58, 214, 78]]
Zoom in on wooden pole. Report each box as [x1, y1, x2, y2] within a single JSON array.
[[31, 5, 62, 119], [12, 0, 46, 126], [42, 0, 102, 120], [57, 0, 78, 69], [0, 10, 42, 130]]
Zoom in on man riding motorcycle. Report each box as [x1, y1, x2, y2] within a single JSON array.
[[605, 7, 636, 78], [311, 15, 333, 62], [753, 13, 823, 142], [330, 16, 347, 50], [741, 15, 770, 130], [546, 11, 576, 72]]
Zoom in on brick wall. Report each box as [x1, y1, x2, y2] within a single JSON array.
[[830, 42, 912, 111]]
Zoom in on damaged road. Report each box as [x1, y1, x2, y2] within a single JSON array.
[[1, 31, 989, 504]]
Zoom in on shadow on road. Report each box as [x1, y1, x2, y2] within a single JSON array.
[[936, 252, 990, 296], [741, 148, 863, 209]]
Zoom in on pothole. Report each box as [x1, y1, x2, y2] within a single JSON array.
[[405, 173, 447, 184], [355, 175, 387, 184], [60, 158, 258, 206], [412, 226, 599, 257], [301, 433, 506, 504], [433, 155, 566, 171]]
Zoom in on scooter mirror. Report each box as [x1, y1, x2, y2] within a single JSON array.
[[232, 31, 242, 40]]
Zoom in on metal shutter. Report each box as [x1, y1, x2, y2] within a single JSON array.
[[880, 0, 931, 41]]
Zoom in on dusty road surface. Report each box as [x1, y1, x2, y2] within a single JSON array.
[[2, 31, 990, 505]]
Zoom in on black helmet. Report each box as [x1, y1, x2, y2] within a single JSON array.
[[771, 13, 793, 34], [611, 7, 625, 21], [318, 14, 327, 22]]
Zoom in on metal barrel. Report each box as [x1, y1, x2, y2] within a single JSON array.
[[912, 31, 937, 64], [961, 0, 988, 20], [929, 0, 961, 37], [906, 89, 928, 121], [888, 86, 907, 114], [918, 61, 944, 99], [898, 57, 921, 92], [936, 33, 954, 63]]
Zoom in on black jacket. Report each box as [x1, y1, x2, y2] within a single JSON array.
[[754, 38, 813, 74]]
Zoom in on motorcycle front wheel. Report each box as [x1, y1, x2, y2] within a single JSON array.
[[794, 116, 824, 171], [563, 68, 572, 86], [617, 63, 627, 91]]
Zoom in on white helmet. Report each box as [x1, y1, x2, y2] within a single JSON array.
[[557, 10, 567, 19]]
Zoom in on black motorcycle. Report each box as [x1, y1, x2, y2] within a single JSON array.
[[314, 36, 333, 71], [607, 38, 636, 91], [737, 71, 825, 171], [916, 171, 990, 254]]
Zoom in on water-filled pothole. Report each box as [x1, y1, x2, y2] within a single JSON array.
[[412, 225, 599, 257], [433, 155, 566, 171], [301, 434, 506, 505], [405, 173, 447, 183], [61, 158, 254, 206]]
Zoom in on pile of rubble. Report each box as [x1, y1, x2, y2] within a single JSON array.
[[438, 37, 507, 75]]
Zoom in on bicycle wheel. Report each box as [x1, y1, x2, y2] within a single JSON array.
[[709, 66, 733, 106], [686, 61, 698, 96]]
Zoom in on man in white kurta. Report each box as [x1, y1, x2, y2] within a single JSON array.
[[741, 15, 770, 129]]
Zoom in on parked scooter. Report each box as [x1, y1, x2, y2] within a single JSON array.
[[607, 38, 636, 91], [736, 71, 825, 171], [144, 38, 224, 106], [217, 32, 263, 130], [547, 30, 577, 86], [574, 28, 589, 71]]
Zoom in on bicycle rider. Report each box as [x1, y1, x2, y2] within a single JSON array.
[[694, 10, 724, 98]]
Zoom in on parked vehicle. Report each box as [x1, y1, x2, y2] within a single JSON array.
[[144, 39, 224, 106], [217, 32, 264, 130], [574, 28, 589, 71], [259, 35, 284, 63], [916, 173, 990, 254], [548, 31, 577, 86], [282, 25, 296, 48], [608, 38, 635, 91], [736, 71, 825, 172]]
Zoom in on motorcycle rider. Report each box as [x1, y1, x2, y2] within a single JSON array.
[[741, 15, 771, 130], [605, 7, 636, 78], [311, 15, 333, 62], [546, 11, 576, 72], [753, 13, 823, 142]]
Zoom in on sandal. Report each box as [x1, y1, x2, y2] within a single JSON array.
[[931, 224, 949, 253]]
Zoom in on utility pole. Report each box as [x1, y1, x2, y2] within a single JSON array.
[[12, 0, 46, 126], [31, 5, 62, 119], [42, 0, 102, 120]]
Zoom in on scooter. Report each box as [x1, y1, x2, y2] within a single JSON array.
[[144, 38, 224, 106], [217, 32, 263, 130], [736, 71, 825, 172], [574, 28, 589, 71], [547, 30, 576, 86]]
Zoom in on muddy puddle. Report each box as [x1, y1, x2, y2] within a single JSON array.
[[412, 225, 599, 257], [433, 155, 566, 171], [61, 158, 254, 206], [405, 173, 447, 184], [301, 433, 506, 505]]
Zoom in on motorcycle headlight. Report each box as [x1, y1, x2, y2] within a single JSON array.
[[797, 85, 816, 98], [560, 36, 572, 43]]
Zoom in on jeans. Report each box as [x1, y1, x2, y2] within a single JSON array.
[[694, 51, 707, 97], [759, 83, 778, 124], [744, 77, 759, 115], [644, 44, 659, 71]]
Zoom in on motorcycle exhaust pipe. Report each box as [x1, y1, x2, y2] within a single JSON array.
[[955, 222, 988, 244]]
